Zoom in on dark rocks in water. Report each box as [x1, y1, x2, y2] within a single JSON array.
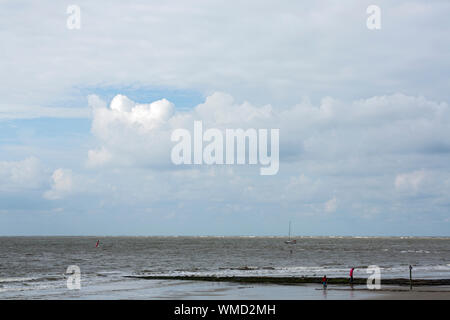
[[126, 275, 450, 287], [219, 266, 276, 271], [234, 266, 255, 271]]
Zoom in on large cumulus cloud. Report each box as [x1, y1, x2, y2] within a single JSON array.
[[76, 92, 450, 228], [87, 92, 450, 169]]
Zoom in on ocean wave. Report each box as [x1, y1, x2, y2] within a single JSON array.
[[0, 275, 62, 284], [400, 250, 431, 254], [0, 277, 39, 284]]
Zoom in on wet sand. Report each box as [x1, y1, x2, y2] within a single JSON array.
[[370, 287, 450, 300], [3, 276, 449, 299], [123, 276, 450, 300]]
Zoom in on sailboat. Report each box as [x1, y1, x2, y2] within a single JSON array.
[[284, 221, 296, 244]]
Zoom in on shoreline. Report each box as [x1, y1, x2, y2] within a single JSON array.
[[126, 275, 450, 286]]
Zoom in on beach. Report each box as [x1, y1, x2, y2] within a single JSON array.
[[2, 277, 449, 299], [372, 287, 450, 300]]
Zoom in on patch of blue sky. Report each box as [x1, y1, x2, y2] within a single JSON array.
[[0, 118, 92, 167], [76, 85, 205, 111], [0, 118, 91, 143]]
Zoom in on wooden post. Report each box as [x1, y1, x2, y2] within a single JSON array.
[[409, 265, 413, 290]]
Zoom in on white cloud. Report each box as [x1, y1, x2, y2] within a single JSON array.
[[75, 92, 450, 225], [43, 169, 73, 200], [87, 92, 450, 169], [88, 93, 176, 167], [86, 147, 112, 168], [325, 196, 337, 213], [395, 170, 427, 193], [0, 157, 44, 191], [90, 94, 175, 137]]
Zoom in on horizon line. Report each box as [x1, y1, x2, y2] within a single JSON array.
[[1, 234, 449, 238]]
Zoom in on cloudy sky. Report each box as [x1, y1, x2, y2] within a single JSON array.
[[1, 0, 449, 236]]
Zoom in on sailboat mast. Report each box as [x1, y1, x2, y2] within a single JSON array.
[[288, 221, 291, 240]]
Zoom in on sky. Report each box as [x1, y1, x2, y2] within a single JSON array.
[[0, 0, 449, 236]]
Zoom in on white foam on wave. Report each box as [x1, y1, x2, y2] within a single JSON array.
[[0, 277, 39, 283], [400, 250, 431, 254]]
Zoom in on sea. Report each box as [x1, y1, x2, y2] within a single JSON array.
[[0, 236, 449, 299]]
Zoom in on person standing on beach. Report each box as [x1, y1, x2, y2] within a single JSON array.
[[349, 267, 354, 284], [322, 275, 327, 289]]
